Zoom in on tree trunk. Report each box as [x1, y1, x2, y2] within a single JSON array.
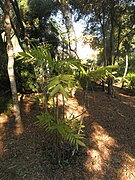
[[107, 77, 113, 95], [61, 0, 77, 56], [10, 0, 25, 35], [100, 7, 108, 67], [103, 33, 107, 66], [113, 24, 121, 64], [121, 54, 128, 89], [10, 0, 25, 50], [107, 3, 114, 95], [4, 0, 23, 134], [10, 19, 25, 51]]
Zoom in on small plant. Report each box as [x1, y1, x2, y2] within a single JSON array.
[[37, 113, 85, 151], [79, 65, 118, 92], [125, 72, 135, 89], [18, 44, 86, 164], [89, 65, 118, 83]]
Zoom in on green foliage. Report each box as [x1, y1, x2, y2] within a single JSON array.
[[125, 72, 135, 89], [18, 44, 86, 162], [79, 65, 119, 91], [116, 57, 135, 90], [15, 59, 37, 93], [18, 44, 53, 92], [89, 65, 118, 83], [37, 113, 85, 151], [47, 74, 75, 99], [18, 44, 51, 63], [28, 0, 56, 19], [18, 44, 86, 95]]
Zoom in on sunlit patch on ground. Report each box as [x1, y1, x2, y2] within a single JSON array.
[[0, 114, 9, 156], [0, 90, 134, 179], [58, 94, 88, 120], [24, 101, 33, 113], [84, 121, 135, 179], [14, 122, 24, 136], [85, 122, 119, 178], [119, 93, 135, 107], [117, 91, 135, 109], [0, 112, 23, 156], [118, 152, 135, 180], [58, 94, 135, 179], [20, 99, 34, 113], [0, 114, 8, 129], [122, 101, 135, 108]]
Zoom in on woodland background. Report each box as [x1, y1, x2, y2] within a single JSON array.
[[0, 0, 135, 179]]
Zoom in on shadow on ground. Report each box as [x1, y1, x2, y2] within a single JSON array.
[[75, 88, 135, 180], [0, 89, 135, 179], [0, 95, 90, 179]]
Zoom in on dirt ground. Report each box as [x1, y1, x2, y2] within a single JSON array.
[[0, 87, 135, 180]]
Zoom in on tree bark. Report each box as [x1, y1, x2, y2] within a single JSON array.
[[107, 77, 113, 95], [107, 2, 115, 95], [101, 8, 107, 67], [10, 0, 25, 35], [10, 0, 25, 51], [61, 0, 77, 56], [121, 54, 128, 89], [4, 0, 23, 134], [113, 24, 121, 64]]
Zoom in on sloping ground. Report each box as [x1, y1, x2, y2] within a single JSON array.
[[76, 89, 135, 180], [0, 88, 135, 180]]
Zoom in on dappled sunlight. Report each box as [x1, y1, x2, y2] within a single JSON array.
[[0, 114, 9, 156], [117, 92, 135, 109], [22, 100, 34, 113], [118, 152, 135, 180], [18, 93, 36, 113], [119, 93, 130, 98], [0, 114, 9, 129], [0, 113, 23, 156], [84, 121, 135, 179], [85, 122, 119, 177], [86, 148, 104, 174], [14, 122, 24, 136], [91, 122, 118, 149], [58, 94, 88, 120], [65, 98, 84, 119], [24, 102, 31, 113], [122, 101, 135, 108]]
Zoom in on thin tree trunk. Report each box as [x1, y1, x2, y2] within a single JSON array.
[[107, 3, 114, 95], [113, 25, 121, 64], [4, 0, 23, 134], [10, 19, 25, 51], [100, 7, 108, 67], [103, 34, 107, 66], [61, 0, 77, 56], [107, 77, 114, 95], [55, 94, 61, 163], [10, 0, 25, 50], [121, 54, 128, 89], [10, 0, 25, 34]]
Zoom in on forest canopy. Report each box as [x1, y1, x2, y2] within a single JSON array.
[[0, 0, 135, 109]]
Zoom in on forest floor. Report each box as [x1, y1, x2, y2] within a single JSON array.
[[0, 87, 135, 180]]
